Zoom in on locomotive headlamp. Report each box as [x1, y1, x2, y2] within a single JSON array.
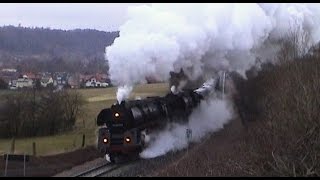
[[114, 112, 120, 117], [103, 138, 108, 143], [125, 137, 131, 143]]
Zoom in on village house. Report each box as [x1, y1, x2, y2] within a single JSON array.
[[24, 72, 42, 82], [40, 76, 54, 87], [67, 74, 81, 89], [1, 68, 17, 73], [15, 75, 33, 88], [85, 76, 100, 87], [80, 73, 110, 88], [9, 80, 17, 89], [0, 69, 19, 88], [53, 72, 69, 89]]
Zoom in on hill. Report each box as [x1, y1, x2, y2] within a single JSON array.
[[0, 25, 119, 73]]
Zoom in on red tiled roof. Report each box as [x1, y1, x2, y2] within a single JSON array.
[[24, 72, 41, 80]]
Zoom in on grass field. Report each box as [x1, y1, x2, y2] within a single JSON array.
[[0, 83, 169, 156]]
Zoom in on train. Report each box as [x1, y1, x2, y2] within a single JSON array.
[[96, 72, 226, 163]]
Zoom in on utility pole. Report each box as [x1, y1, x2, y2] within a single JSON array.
[[33, 86, 36, 136]]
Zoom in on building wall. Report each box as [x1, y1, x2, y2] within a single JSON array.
[[16, 78, 33, 88]]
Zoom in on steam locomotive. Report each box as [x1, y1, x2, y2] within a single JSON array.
[[96, 73, 226, 163]]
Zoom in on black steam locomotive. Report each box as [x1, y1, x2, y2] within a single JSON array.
[[96, 76, 223, 163]]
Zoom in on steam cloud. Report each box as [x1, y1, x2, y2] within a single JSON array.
[[104, 3, 320, 157], [107, 3, 320, 102], [116, 85, 133, 103], [140, 98, 233, 158]]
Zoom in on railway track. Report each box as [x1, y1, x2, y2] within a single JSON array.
[[73, 160, 135, 177], [73, 162, 110, 177], [94, 164, 124, 177]]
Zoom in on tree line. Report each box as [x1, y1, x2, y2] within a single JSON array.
[[0, 89, 84, 138]]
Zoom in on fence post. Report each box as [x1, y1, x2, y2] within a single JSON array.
[[82, 134, 85, 148], [10, 137, 15, 154], [32, 142, 36, 156], [4, 154, 8, 177], [23, 153, 26, 177]]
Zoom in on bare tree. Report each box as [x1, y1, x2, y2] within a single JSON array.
[[277, 21, 312, 64], [61, 89, 85, 130]]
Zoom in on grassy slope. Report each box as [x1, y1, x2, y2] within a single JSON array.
[[0, 83, 169, 156]]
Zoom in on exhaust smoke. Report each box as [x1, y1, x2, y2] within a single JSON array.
[[140, 98, 233, 158]]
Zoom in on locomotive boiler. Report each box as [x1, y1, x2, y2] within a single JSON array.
[[96, 74, 225, 163]]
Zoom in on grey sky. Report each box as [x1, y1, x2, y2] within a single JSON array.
[[0, 3, 149, 32]]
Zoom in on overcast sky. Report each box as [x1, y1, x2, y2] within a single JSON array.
[[0, 3, 149, 32]]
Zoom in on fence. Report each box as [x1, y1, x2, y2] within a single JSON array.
[[1, 133, 89, 177], [3, 154, 30, 177]]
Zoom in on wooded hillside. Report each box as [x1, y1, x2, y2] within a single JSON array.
[[0, 25, 119, 73]]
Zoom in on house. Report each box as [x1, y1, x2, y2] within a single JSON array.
[[96, 73, 110, 84], [94, 73, 110, 87], [1, 68, 17, 73], [79, 73, 108, 88], [85, 76, 101, 87], [15, 75, 33, 88], [53, 72, 69, 89], [79, 74, 91, 88], [9, 80, 17, 90], [83, 74, 109, 88], [101, 82, 109, 87], [24, 72, 41, 82], [67, 74, 81, 89], [0, 70, 19, 88], [40, 76, 54, 87]]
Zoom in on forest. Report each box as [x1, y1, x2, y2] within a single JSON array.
[[0, 25, 119, 73]]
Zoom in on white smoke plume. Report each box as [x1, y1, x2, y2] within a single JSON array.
[[116, 85, 133, 103], [107, 3, 320, 101], [140, 98, 233, 158]]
